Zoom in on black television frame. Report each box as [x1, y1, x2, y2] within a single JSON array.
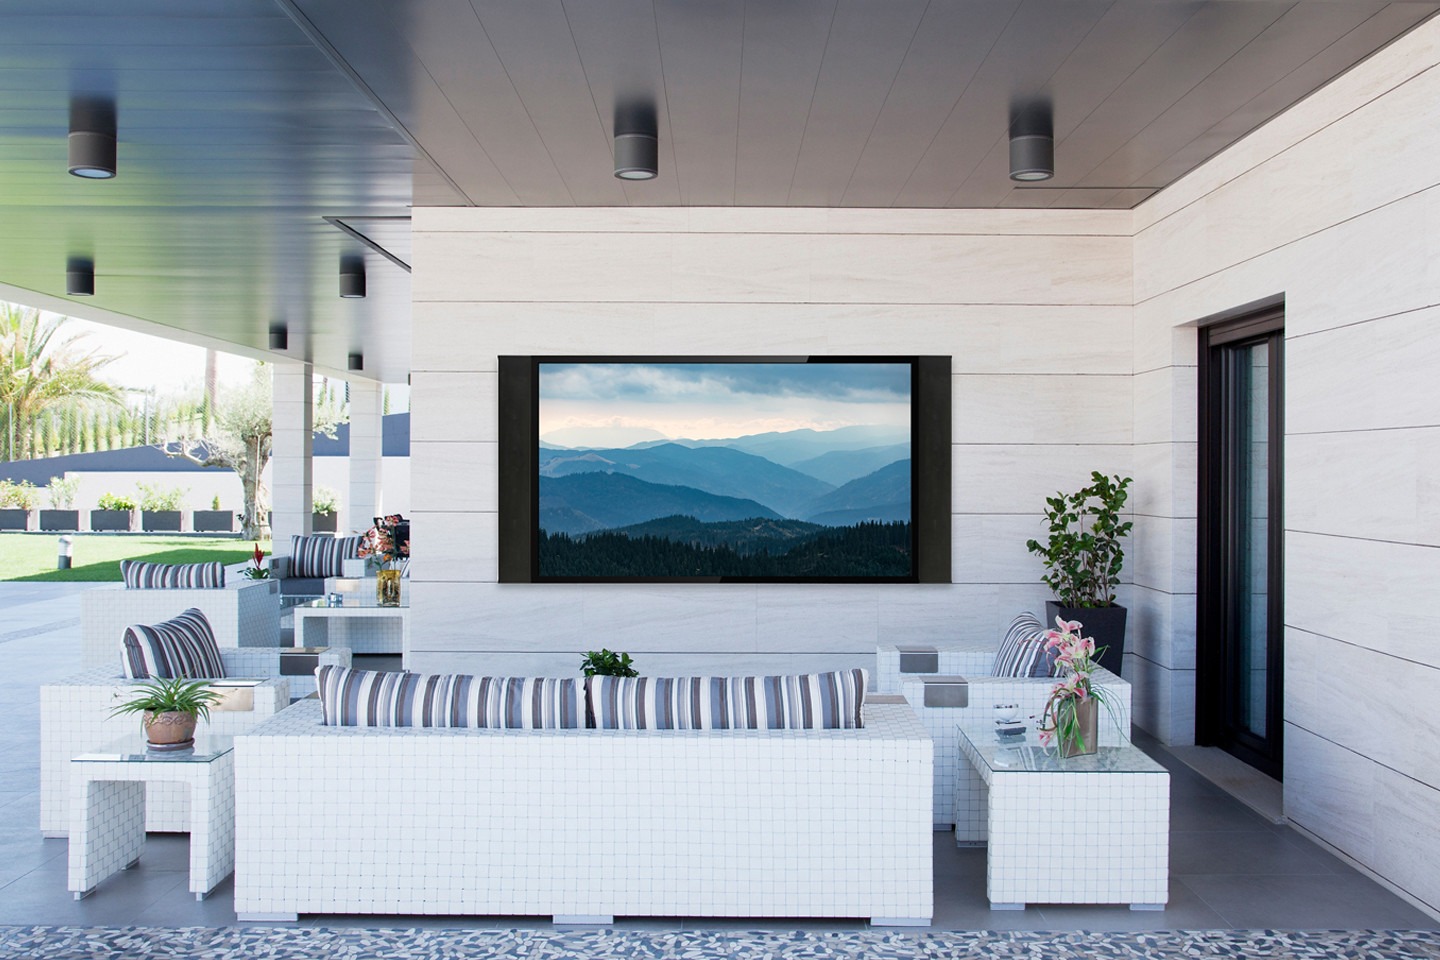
[[498, 355, 951, 584]]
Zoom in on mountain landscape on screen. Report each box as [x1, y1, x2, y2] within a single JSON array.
[[536, 361, 914, 579]]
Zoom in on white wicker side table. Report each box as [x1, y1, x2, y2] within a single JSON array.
[[293, 594, 409, 656], [67, 734, 236, 901], [955, 716, 1169, 911]]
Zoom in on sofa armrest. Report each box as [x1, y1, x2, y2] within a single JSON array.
[[268, 556, 291, 579], [341, 557, 366, 578]]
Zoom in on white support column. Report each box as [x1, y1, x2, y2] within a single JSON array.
[[271, 361, 313, 549], [347, 378, 384, 535]]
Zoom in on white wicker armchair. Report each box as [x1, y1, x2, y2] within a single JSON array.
[[39, 646, 350, 837]]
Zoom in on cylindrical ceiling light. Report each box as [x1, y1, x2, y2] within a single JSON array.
[[339, 255, 366, 299], [1009, 101, 1054, 182], [66, 257, 94, 297], [613, 102, 658, 181], [347, 352, 364, 372], [268, 323, 288, 350], [68, 97, 117, 179]]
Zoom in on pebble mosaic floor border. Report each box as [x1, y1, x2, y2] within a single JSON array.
[[2, 927, 1439, 960]]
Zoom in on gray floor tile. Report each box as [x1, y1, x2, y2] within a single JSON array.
[[1184, 873, 1440, 929], [1032, 879, 1228, 931], [1170, 827, 1341, 876]]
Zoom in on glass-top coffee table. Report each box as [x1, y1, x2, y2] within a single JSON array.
[[67, 733, 235, 901], [955, 715, 1170, 911]]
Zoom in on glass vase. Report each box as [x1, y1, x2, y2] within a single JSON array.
[[1059, 697, 1099, 757], [376, 567, 402, 607]]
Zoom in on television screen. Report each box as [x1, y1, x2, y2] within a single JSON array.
[[531, 358, 918, 582]]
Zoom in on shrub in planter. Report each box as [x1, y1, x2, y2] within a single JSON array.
[[138, 483, 187, 532], [311, 485, 340, 533], [92, 492, 137, 532], [0, 480, 40, 530], [1025, 471, 1133, 677]]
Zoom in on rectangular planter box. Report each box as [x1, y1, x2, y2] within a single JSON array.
[[311, 512, 338, 533], [40, 509, 79, 532], [0, 508, 32, 531], [192, 510, 235, 533], [142, 510, 183, 533], [89, 509, 133, 532]]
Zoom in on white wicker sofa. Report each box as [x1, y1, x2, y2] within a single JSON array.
[[233, 671, 933, 926], [876, 635, 1132, 829], [41, 647, 351, 837]]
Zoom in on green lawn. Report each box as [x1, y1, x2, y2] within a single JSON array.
[[0, 534, 270, 582]]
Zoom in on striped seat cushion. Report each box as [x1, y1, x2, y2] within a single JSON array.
[[120, 559, 226, 589], [315, 665, 583, 729], [120, 608, 227, 680], [587, 668, 868, 730], [990, 611, 1059, 678], [290, 535, 362, 579]]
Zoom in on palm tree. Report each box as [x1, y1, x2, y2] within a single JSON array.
[[0, 304, 122, 461]]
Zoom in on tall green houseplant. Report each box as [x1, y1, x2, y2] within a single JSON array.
[[1026, 471, 1133, 676]]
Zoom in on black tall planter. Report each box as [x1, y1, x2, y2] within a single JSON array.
[[90, 509, 133, 532], [0, 509, 31, 531], [142, 510, 183, 532], [1045, 602, 1127, 678], [40, 509, 79, 532]]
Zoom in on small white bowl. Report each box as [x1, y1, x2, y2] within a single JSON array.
[[994, 703, 1020, 723]]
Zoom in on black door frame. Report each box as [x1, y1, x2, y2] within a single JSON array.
[[1196, 304, 1285, 779]]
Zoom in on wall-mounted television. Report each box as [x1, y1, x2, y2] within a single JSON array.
[[498, 356, 951, 584]]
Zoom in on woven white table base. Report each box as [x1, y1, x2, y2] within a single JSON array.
[[293, 603, 408, 655], [955, 723, 1169, 910], [68, 750, 236, 901]]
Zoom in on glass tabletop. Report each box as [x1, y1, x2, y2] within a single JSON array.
[[74, 732, 235, 764], [299, 594, 408, 610], [956, 716, 1166, 775]]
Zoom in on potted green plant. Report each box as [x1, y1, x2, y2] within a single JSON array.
[[241, 542, 271, 581], [580, 649, 638, 677], [40, 475, 82, 531], [0, 479, 40, 530], [1025, 471, 1133, 677], [138, 483, 188, 532], [193, 494, 234, 533], [312, 485, 340, 533], [110, 677, 221, 749], [91, 491, 136, 532]]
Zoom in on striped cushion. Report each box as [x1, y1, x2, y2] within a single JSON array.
[[315, 665, 582, 729], [120, 608, 227, 680], [587, 668, 868, 730], [290, 535, 361, 579], [120, 560, 226, 589], [990, 612, 1058, 678]]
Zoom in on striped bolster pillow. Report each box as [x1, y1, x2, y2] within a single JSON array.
[[991, 611, 1056, 678], [587, 668, 868, 730], [290, 535, 362, 579], [121, 608, 227, 680], [121, 559, 226, 589], [315, 665, 582, 729]]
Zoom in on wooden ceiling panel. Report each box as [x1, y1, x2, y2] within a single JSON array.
[[733, 1, 838, 205], [888, 0, 1115, 208], [652, 0, 744, 206], [784, 0, 930, 207]]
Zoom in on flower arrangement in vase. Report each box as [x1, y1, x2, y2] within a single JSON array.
[[359, 514, 409, 606], [1037, 617, 1117, 757]]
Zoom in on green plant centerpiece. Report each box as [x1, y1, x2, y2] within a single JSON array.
[[110, 677, 221, 750], [1025, 471, 1133, 677], [242, 542, 270, 580], [580, 649, 638, 677]]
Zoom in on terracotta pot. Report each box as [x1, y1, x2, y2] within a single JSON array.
[[143, 710, 197, 746], [1058, 697, 1099, 758]]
